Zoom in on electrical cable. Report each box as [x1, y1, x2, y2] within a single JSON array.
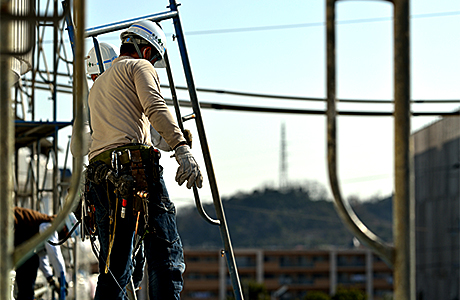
[[175, 10, 460, 36], [164, 98, 460, 117], [41, 10, 460, 46], [161, 84, 460, 104], [21, 78, 460, 106]]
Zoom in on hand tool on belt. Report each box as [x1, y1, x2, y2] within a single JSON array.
[[86, 144, 161, 272], [105, 150, 121, 274]]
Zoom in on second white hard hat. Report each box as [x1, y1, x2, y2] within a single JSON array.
[[86, 42, 119, 75]]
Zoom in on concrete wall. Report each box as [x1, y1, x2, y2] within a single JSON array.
[[413, 115, 460, 300]]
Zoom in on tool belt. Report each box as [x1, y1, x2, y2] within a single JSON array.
[[85, 144, 161, 273], [89, 143, 161, 183], [85, 144, 161, 226]]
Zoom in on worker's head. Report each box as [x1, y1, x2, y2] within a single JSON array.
[[120, 20, 166, 68], [86, 42, 119, 81]]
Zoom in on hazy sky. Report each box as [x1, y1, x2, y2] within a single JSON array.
[[48, 0, 459, 209]]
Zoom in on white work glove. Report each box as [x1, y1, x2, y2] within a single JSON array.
[[174, 145, 203, 189]]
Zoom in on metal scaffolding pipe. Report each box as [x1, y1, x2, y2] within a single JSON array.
[[12, 0, 86, 268], [0, 1, 15, 297], [168, 1, 244, 299], [164, 51, 220, 226], [393, 0, 415, 299], [85, 11, 177, 37]]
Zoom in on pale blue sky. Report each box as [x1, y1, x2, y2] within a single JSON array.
[[51, 0, 459, 208]]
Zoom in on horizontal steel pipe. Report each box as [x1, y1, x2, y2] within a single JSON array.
[[85, 11, 177, 37]]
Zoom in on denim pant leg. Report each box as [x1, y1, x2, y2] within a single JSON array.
[[90, 181, 136, 300], [145, 177, 185, 300]]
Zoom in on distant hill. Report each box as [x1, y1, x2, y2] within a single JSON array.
[[176, 186, 393, 249]]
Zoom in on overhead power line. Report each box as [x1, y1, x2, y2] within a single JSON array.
[[21, 79, 459, 116], [177, 10, 460, 36], [161, 84, 460, 104], [165, 98, 460, 117], [47, 10, 460, 45]]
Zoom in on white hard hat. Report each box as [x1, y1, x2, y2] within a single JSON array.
[[64, 212, 80, 238], [120, 20, 166, 68], [86, 42, 119, 75]]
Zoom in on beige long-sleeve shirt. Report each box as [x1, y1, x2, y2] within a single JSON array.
[[87, 56, 185, 160]]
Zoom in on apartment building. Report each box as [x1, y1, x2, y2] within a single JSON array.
[[182, 248, 393, 300]]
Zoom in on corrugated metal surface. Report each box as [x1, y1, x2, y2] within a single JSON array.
[[413, 115, 460, 155]]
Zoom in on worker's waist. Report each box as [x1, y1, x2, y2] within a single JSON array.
[[90, 144, 159, 166]]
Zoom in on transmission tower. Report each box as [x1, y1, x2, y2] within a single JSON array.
[[279, 122, 288, 189]]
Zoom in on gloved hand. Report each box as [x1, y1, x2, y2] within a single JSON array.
[[47, 276, 57, 291], [47, 276, 68, 295], [174, 145, 203, 189]]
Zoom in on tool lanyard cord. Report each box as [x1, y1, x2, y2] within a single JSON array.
[[89, 235, 130, 299]]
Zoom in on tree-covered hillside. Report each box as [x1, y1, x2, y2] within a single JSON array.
[[176, 185, 392, 249]]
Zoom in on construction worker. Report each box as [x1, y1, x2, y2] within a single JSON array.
[[14, 207, 71, 300], [73, 41, 184, 291], [85, 20, 202, 299], [71, 42, 174, 157]]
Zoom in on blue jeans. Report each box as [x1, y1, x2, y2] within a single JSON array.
[[90, 171, 185, 300]]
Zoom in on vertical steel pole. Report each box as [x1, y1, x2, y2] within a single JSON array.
[[0, 1, 15, 298], [53, 0, 59, 214], [326, 0, 337, 174], [393, 0, 414, 299], [168, 1, 244, 299]]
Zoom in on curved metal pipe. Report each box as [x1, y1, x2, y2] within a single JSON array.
[[168, 1, 244, 299], [192, 185, 220, 226], [326, 0, 394, 267], [13, 0, 86, 268], [163, 51, 220, 226]]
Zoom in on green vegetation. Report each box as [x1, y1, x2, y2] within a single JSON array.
[[331, 286, 367, 300], [177, 183, 392, 249], [304, 291, 331, 300]]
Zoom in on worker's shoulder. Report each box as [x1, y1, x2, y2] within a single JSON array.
[[116, 56, 148, 67], [120, 57, 155, 72]]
